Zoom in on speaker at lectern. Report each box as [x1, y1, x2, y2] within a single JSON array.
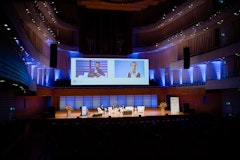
[[80, 106, 87, 116]]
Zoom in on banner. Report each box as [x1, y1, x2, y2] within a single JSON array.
[[170, 97, 180, 114]]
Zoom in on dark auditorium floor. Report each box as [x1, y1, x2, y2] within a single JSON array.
[[1, 113, 240, 160]]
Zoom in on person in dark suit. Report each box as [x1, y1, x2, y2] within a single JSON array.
[[127, 61, 141, 78], [88, 61, 105, 77]]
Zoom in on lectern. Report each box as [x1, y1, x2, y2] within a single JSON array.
[[81, 106, 87, 116]]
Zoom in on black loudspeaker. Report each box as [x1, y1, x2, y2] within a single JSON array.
[[183, 47, 190, 69], [50, 43, 57, 68], [48, 106, 56, 118], [183, 103, 190, 113]]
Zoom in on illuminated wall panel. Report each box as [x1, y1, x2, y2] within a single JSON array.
[[151, 94, 158, 108], [83, 96, 93, 109], [206, 62, 214, 80], [54, 69, 61, 81], [159, 68, 165, 86], [92, 96, 101, 109], [221, 61, 228, 78], [126, 95, 135, 106], [100, 96, 110, 107], [182, 68, 190, 84], [212, 61, 221, 80], [60, 94, 158, 110], [66, 96, 75, 109], [75, 96, 83, 109], [173, 70, 180, 85], [45, 69, 50, 86], [149, 69, 155, 80], [117, 95, 127, 106], [198, 63, 207, 82], [143, 95, 152, 107], [193, 65, 202, 83], [110, 95, 118, 106], [59, 96, 66, 110], [134, 95, 143, 106]]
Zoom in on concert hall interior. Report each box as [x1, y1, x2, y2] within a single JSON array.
[[1, 0, 240, 159]]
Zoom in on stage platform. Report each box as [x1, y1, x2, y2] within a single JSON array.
[[54, 108, 185, 119]]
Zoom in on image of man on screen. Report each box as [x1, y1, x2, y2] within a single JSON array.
[[88, 61, 105, 77], [127, 61, 141, 78]]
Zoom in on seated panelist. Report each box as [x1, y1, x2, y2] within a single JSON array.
[[100, 104, 105, 111]]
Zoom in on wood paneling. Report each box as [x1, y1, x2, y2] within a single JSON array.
[[50, 87, 161, 96]]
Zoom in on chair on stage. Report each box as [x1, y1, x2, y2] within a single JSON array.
[[108, 107, 115, 114], [97, 107, 104, 114], [137, 106, 145, 113]]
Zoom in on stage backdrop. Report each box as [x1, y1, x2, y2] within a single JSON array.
[[59, 94, 158, 110]]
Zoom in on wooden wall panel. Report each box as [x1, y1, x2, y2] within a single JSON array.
[[0, 85, 224, 122]]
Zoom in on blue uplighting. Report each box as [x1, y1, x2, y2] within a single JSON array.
[[198, 63, 207, 82], [212, 60, 222, 80], [170, 70, 173, 85], [159, 68, 166, 86], [54, 69, 61, 81], [132, 43, 174, 55], [149, 69, 155, 80], [68, 50, 82, 57], [179, 69, 183, 84], [188, 67, 194, 83]]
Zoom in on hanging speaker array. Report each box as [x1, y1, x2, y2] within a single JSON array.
[[50, 43, 58, 68], [183, 47, 190, 69]]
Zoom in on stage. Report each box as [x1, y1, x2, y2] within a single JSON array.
[[54, 108, 185, 119]]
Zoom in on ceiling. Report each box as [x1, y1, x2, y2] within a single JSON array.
[[77, 0, 166, 11], [54, 0, 186, 29]]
